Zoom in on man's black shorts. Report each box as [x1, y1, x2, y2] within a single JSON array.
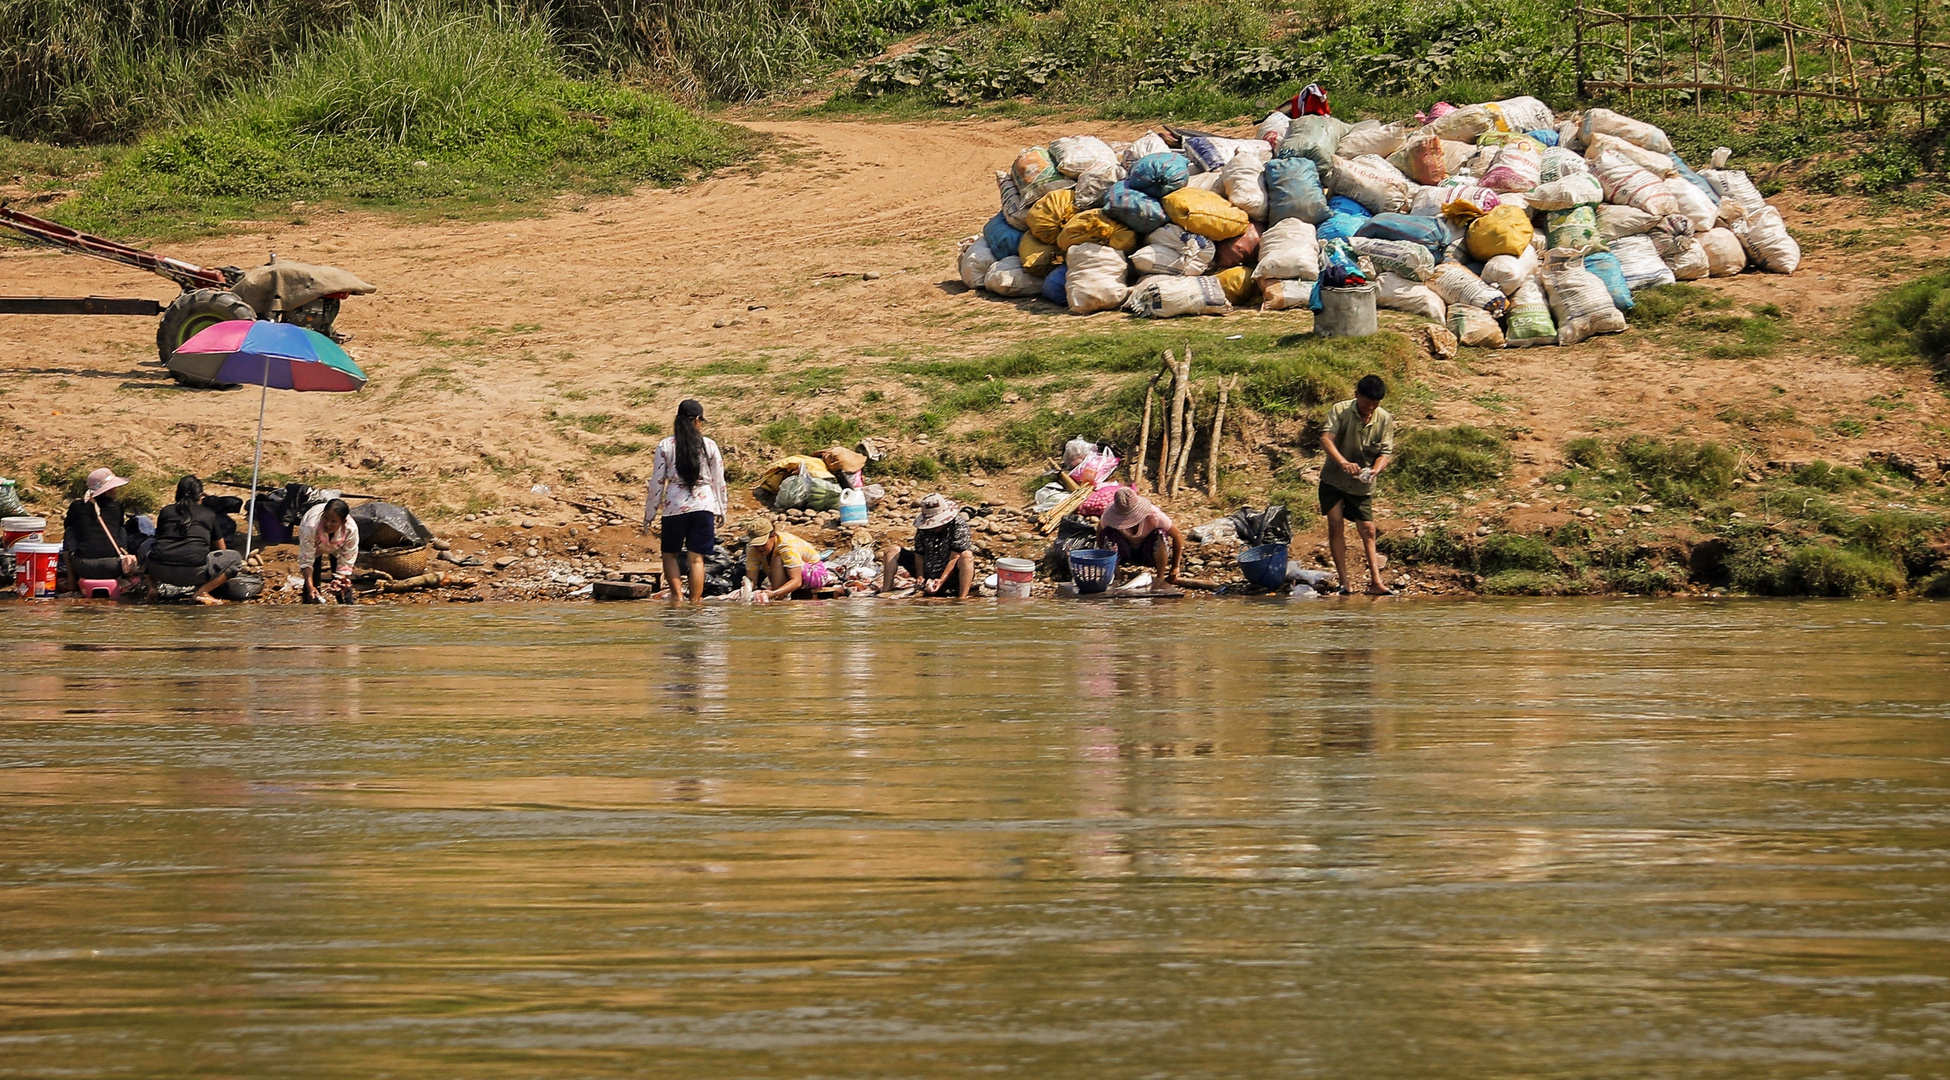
[[1319, 480, 1374, 523], [660, 510, 717, 556]]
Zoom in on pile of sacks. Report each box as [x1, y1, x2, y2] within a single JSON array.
[[955, 98, 1799, 346]]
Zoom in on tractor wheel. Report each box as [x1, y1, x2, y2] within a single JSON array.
[[157, 289, 254, 388]]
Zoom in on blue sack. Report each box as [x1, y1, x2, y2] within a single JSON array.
[[1526, 128, 1560, 147], [1040, 266, 1068, 305], [1326, 195, 1372, 221], [1264, 157, 1328, 225], [1582, 252, 1635, 311], [1668, 152, 1721, 204], [1356, 212, 1446, 252], [1102, 181, 1168, 234], [1184, 136, 1233, 174], [1316, 213, 1367, 242], [1125, 152, 1190, 199], [983, 214, 1024, 262]]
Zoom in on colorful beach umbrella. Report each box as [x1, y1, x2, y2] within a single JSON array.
[[171, 320, 369, 557]]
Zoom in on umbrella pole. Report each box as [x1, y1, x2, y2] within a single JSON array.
[[244, 355, 269, 560]]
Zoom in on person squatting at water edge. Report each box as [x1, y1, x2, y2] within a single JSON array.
[[145, 475, 243, 605], [745, 516, 834, 602], [1096, 488, 1186, 585], [299, 498, 359, 604], [883, 493, 977, 599], [1320, 373, 1397, 596], [59, 467, 140, 594], [643, 398, 728, 603]]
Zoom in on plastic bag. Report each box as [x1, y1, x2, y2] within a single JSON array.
[[1019, 231, 1062, 274], [776, 466, 842, 511], [1402, 132, 1450, 185], [1072, 162, 1121, 211], [1057, 208, 1138, 253], [1025, 189, 1076, 244], [1186, 135, 1253, 173], [1376, 271, 1445, 322], [1102, 182, 1169, 234], [1350, 236, 1435, 281], [1163, 187, 1251, 240], [1130, 224, 1217, 276], [1125, 275, 1231, 318], [1069, 446, 1121, 485], [1283, 114, 1350, 169], [1253, 219, 1320, 281], [1012, 146, 1072, 204], [1253, 111, 1291, 147], [1222, 153, 1268, 220], [1126, 152, 1191, 199], [1215, 266, 1256, 307], [1065, 243, 1131, 314], [982, 214, 1024, 265], [1051, 135, 1117, 178], [1466, 204, 1533, 260], [1503, 280, 1558, 347], [957, 236, 996, 290], [1227, 505, 1292, 546], [1700, 227, 1746, 276], [1729, 205, 1800, 273], [1040, 265, 1069, 304], [1122, 132, 1171, 168]]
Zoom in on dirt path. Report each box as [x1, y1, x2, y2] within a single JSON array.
[[2, 118, 1947, 526]]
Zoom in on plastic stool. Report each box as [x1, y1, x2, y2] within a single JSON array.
[[79, 578, 121, 600]]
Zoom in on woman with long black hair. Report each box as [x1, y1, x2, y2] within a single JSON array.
[[146, 475, 243, 604], [642, 399, 726, 602]]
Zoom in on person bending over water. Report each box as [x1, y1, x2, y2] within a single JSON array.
[[883, 493, 975, 598], [1096, 488, 1186, 584], [1319, 374, 1396, 596], [744, 517, 832, 602], [300, 497, 359, 604], [146, 476, 242, 605], [644, 399, 727, 603]]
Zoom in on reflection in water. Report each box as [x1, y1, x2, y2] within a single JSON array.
[[2, 599, 1949, 1078]]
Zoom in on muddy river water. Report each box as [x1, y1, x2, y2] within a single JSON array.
[[3, 598, 1948, 1078]]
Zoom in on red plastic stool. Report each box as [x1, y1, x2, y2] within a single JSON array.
[[79, 578, 121, 600]]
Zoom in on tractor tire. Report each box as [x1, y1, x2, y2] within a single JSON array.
[[157, 289, 254, 388]]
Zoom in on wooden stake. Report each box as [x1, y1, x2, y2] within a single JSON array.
[[1206, 378, 1231, 497], [1158, 350, 1178, 494], [1173, 389, 1196, 498], [1135, 369, 1161, 493]]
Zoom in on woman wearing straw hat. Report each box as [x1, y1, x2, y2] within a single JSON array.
[[882, 493, 976, 598], [58, 467, 138, 593], [1095, 488, 1186, 585], [643, 399, 728, 603]]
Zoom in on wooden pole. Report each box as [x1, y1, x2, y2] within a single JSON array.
[[1575, 3, 1586, 100], [1173, 392, 1196, 498], [1157, 350, 1178, 494], [1829, 0, 1863, 122], [1918, 0, 1928, 128], [1783, 0, 1803, 121], [1205, 378, 1231, 497], [1135, 373, 1158, 493], [1624, 0, 1636, 110]]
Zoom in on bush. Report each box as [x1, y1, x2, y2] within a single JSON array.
[[1616, 436, 1736, 504], [1378, 525, 1467, 567], [1781, 545, 1903, 598], [1854, 270, 1950, 373], [1476, 533, 1557, 576], [1481, 570, 1581, 596], [1391, 424, 1507, 492], [1562, 436, 1608, 468]]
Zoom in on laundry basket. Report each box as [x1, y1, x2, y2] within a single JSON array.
[[1067, 549, 1118, 595], [1237, 543, 1290, 590]]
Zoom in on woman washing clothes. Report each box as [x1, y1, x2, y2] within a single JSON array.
[[299, 498, 359, 604], [1096, 488, 1191, 586], [743, 517, 833, 602]]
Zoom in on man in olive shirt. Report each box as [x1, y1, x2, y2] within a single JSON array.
[[1319, 374, 1396, 596]]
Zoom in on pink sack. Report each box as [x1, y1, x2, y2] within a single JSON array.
[[1069, 448, 1121, 486], [1078, 483, 1126, 517]]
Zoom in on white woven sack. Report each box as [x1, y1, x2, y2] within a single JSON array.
[[1424, 103, 1497, 142], [1072, 163, 1122, 211], [1130, 225, 1216, 276], [1590, 151, 1679, 216], [1065, 243, 1131, 313], [1528, 174, 1604, 211], [1222, 153, 1268, 221], [1610, 234, 1676, 290], [1125, 275, 1230, 318], [1730, 205, 1800, 273], [958, 236, 996, 290], [1253, 112, 1291, 147], [1349, 236, 1435, 281], [1253, 219, 1320, 281], [1050, 136, 1117, 178], [996, 171, 1030, 229], [1187, 170, 1226, 192], [1328, 154, 1412, 214], [1596, 203, 1658, 240], [1583, 133, 1675, 177], [1495, 96, 1557, 133], [1541, 256, 1626, 345], [1505, 280, 1559, 347], [1665, 236, 1710, 280], [1580, 108, 1673, 154], [1120, 132, 1172, 169], [1339, 122, 1409, 158], [1376, 272, 1445, 322], [1426, 262, 1504, 311], [1447, 304, 1506, 348], [1661, 176, 1718, 233], [1700, 227, 1746, 276], [983, 256, 1043, 298], [1259, 279, 1313, 311], [1700, 168, 1768, 218], [1480, 246, 1540, 296], [1538, 145, 1589, 183]]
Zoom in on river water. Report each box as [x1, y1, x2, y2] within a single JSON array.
[[3, 598, 1948, 1078]]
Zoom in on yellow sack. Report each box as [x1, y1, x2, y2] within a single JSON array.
[[1216, 266, 1257, 308], [1466, 203, 1532, 261], [754, 454, 834, 496], [1025, 189, 1077, 245], [1018, 231, 1064, 273], [1055, 209, 1137, 253], [1162, 187, 1250, 241]]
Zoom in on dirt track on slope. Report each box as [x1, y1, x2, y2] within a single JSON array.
[[3, 118, 1948, 529]]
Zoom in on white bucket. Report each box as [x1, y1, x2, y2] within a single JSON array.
[[2, 515, 46, 549], [996, 557, 1035, 600], [12, 540, 59, 599]]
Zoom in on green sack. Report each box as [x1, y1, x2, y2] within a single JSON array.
[[775, 468, 842, 511]]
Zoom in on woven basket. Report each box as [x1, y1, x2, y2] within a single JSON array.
[[363, 544, 429, 578]]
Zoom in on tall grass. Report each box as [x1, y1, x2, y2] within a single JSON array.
[[59, 5, 754, 234]]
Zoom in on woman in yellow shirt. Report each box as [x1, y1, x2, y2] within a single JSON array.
[[743, 517, 832, 602]]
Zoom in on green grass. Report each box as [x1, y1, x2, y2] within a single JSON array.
[[50, 5, 757, 236], [1616, 436, 1737, 505], [1853, 269, 1950, 376], [1391, 425, 1508, 493]]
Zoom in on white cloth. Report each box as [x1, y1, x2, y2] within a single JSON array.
[[647, 435, 727, 522], [298, 503, 359, 579]]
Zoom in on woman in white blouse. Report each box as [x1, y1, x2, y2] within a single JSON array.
[[643, 399, 727, 602]]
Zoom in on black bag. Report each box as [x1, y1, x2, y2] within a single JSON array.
[[350, 502, 433, 549], [1228, 505, 1292, 547], [700, 548, 745, 597], [218, 572, 264, 601]]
